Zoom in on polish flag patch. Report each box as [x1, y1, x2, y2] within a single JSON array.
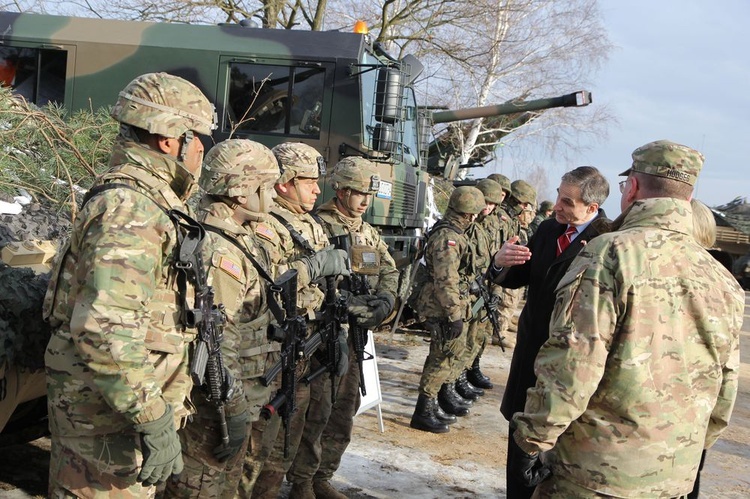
[[219, 256, 242, 281], [447, 240, 457, 247]]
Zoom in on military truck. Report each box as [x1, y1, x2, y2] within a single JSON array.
[[0, 10, 591, 271]]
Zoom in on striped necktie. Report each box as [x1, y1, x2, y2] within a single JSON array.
[[556, 225, 577, 256]]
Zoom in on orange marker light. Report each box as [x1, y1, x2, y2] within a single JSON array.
[[353, 20, 368, 34]]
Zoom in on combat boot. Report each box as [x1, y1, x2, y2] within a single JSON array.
[[467, 356, 494, 389], [446, 379, 474, 407], [455, 371, 484, 400], [438, 383, 470, 417], [434, 401, 457, 425], [410, 394, 450, 433], [313, 480, 350, 499], [289, 481, 316, 499]]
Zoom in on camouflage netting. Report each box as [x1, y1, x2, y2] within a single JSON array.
[[0, 201, 72, 247], [0, 263, 51, 370], [714, 197, 750, 235]]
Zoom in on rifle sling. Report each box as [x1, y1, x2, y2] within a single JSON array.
[[202, 224, 275, 285], [239, 342, 281, 358], [270, 211, 316, 254]]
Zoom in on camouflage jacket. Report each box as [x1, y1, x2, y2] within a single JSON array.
[[264, 198, 330, 319], [496, 204, 519, 244], [413, 210, 474, 322], [314, 198, 399, 300], [44, 140, 198, 436], [197, 200, 276, 419], [514, 197, 744, 497]]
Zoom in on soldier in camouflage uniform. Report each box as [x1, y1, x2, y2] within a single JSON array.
[[486, 173, 514, 243], [512, 140, 745, 498], [163, 139, 279, 498], [451, 178, 505, 399], [286, 157, 399, 499], [409, 186, 485, 434], [493, 180, 536, 349], [43, 73, 216, 498], [244, 142, 349, 499], [528, 200, 554, 236]]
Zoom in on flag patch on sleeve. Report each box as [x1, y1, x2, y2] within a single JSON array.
[[447, 240, 456, 247], [255, 223, 275, 241], [219, 256, 242, 281]]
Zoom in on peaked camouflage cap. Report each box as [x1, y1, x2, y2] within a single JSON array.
[[329, 157, 380, 193], [511, 179, 537, 205], [272, 142, 326, 184], [486, 173, 511, 193], [475, 179, 505, 204], [620, 139, 704, 186], [200, 139, 279, 197], [111, 72, 217, 138], [448, 186, 485, 215]]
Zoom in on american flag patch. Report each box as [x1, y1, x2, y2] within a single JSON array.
[[255, 223, 275, 241], [447, 240, 456, 247], [219, 256, 242, 281]]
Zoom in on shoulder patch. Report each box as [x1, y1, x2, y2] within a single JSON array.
[[218, 256, 243, 281], [255, 223, 276, 241], [447, 240, 457, 247]]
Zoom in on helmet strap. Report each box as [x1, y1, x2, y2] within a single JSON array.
[[178, 130, 194, 163]]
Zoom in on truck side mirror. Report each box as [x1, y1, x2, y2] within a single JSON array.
[[400, 54, 424, 86]]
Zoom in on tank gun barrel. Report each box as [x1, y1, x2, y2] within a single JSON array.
[[430, 90, 592, 124]]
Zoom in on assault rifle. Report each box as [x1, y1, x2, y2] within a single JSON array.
[[329, 234, 372, 396], [177, 212, 232, 446], [301, 273, 349, 403], [469, 273, 505, 353], [260, 269, 306, 458]]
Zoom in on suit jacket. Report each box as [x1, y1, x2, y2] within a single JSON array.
[[492, 210, 607, 421]]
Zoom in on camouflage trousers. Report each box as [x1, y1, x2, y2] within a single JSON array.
[[451, 317, 492, 379], [496, 287, 523, 335], [418, 318, 468, 398], [162, 409, 248, 499], [48, 432, 158, 498], [532, 474, 619, 498], [0, 362, 46, 431], [287, 344, 362, 485]]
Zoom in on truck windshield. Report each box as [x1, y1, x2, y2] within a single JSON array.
[[225, 62, 325, 137]]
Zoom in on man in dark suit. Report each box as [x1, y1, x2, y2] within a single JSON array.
[[488, 166, 610, 498]]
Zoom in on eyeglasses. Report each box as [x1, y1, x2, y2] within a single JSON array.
[[619, 179, 628, 193]]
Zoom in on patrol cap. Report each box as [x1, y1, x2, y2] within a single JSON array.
[[272, 142, 326, 184], [619, 140, 704, 186], [329, 157, 380, 193], [475, 179, 504, 205], [448, 186, 485, 215]]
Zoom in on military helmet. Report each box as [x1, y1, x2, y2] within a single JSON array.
[[448, 186, 485, 215], [486, 173, 511, 194], [272, 142, 326, 184], [539, 200, 554, 212], [200, 139, 279, 197], [110, 72, 217, 138], [475, 179, 504, 205], [329, 157, 380, 193], [510, 180, 537, 205]]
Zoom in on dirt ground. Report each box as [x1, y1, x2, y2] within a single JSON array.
[[2, 296, 749, 498]]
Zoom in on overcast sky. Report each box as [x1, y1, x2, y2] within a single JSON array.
[[572, 0, 749, 216]]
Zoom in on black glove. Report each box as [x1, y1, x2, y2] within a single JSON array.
[[487, 294, 501, 313], [213, 410, 248, 463], [508, 432, 551, 488], [447, 319, 464, 340], [302, 246, 350, 281], [352, 292, 395, 328], [335, 329, 350, 376], [134, 404, 183, 485]]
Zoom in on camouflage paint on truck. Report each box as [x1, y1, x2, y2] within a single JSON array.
[[0, 11, 591, 270], [0, 10, 427, 267]]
